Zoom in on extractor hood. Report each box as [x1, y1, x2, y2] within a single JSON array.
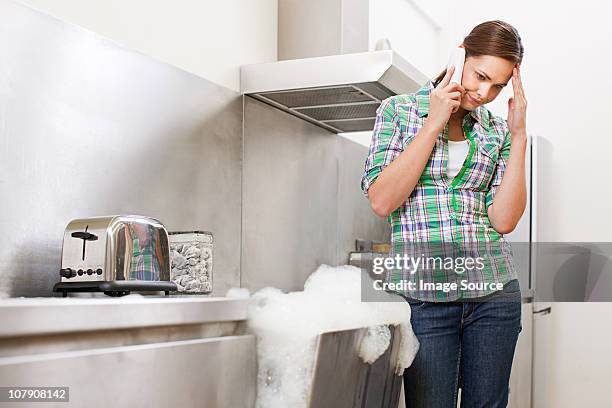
[[240, 50, 429, 133]]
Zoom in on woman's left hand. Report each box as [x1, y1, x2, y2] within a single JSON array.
[[507, 65, 527, 141]]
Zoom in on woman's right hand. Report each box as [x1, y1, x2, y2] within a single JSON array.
[[425, 66, 466, 133]]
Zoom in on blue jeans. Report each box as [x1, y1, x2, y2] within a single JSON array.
[[402, 279, 522, 408]]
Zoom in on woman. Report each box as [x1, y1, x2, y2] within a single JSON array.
[[361, 20, 527, 407]]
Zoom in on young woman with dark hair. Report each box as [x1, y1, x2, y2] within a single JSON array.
[[361, 20, 527, 407]]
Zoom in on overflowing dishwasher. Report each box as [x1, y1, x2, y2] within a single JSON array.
[[228, 264, 419, 408]]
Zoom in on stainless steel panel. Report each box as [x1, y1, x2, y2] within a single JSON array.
[[260, 86, 373, 108], [0, 0, 242, 297], [336, 136, 389, 261], [309, 326, 402, 408], [504, 135, 534, 292], [508, 302, 534, 407], [354, 82, 396, 101], [241, 50, 428, 133], [0, 297, 251, 338], [253, 82, 394, 133], [0, 321, 243, 358], [340, 0, 370, 54], [531, 302, 553, 408], [328, 119, 376, 133], [278, 0, 343, 60], [241, 97, 388, 292], [241, 97, 339, 291], [278, 0, 369, 60], [296, 103, 378, 121], [0, 335, 256, 408]]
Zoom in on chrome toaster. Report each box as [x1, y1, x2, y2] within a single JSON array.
[[53, 215, 177, 297]]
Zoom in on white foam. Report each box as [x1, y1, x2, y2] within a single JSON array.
[[359, 325, 391, 364], [245, 264, 419, 407], [225, 287, 251, 299]]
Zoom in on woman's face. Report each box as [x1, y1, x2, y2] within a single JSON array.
[[459, 55, 515, 110]]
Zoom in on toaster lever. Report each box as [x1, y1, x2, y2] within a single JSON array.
[[71, 228, 99, 261], [71, 231, 98, 241]]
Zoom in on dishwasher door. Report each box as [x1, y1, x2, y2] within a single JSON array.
[[308, 325, 403, 408]]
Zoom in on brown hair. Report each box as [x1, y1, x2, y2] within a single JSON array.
[[433, 20, 524, 87]]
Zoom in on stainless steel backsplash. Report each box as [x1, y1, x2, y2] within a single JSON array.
[[0, 0, 387, 297], [241, 97, 388, 292], [0, 0, 242, 296]]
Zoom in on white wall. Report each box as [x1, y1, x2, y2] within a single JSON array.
[[369, 0, 441, 76], [19, 0, 278, 91], [430, 1, 612, 406]]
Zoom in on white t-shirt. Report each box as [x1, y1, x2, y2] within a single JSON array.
[[447, 139, 470, 181]]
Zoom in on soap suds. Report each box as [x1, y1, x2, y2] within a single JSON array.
[[226, 287, 251, 299], [359, 325, 391, 364], [242, 264, 419, 408]]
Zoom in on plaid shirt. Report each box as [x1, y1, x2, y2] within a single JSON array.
[[128, 226, 161, 281], [361, 79, 518, 301]]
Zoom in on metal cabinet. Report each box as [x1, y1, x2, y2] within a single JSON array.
[[0, 335, 256, 408]]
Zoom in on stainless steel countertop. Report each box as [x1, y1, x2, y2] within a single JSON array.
[[0, 296, 252, 338]]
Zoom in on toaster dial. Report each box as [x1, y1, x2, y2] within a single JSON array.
[[59, 268, 77, 279], [60, 267, 104, 280]]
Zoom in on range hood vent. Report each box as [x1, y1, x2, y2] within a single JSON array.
[[241, 50, 429, 134]]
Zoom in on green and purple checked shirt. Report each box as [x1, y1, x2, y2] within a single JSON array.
[[128, 225, 161, 281], [361, 79, 518, 301]]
